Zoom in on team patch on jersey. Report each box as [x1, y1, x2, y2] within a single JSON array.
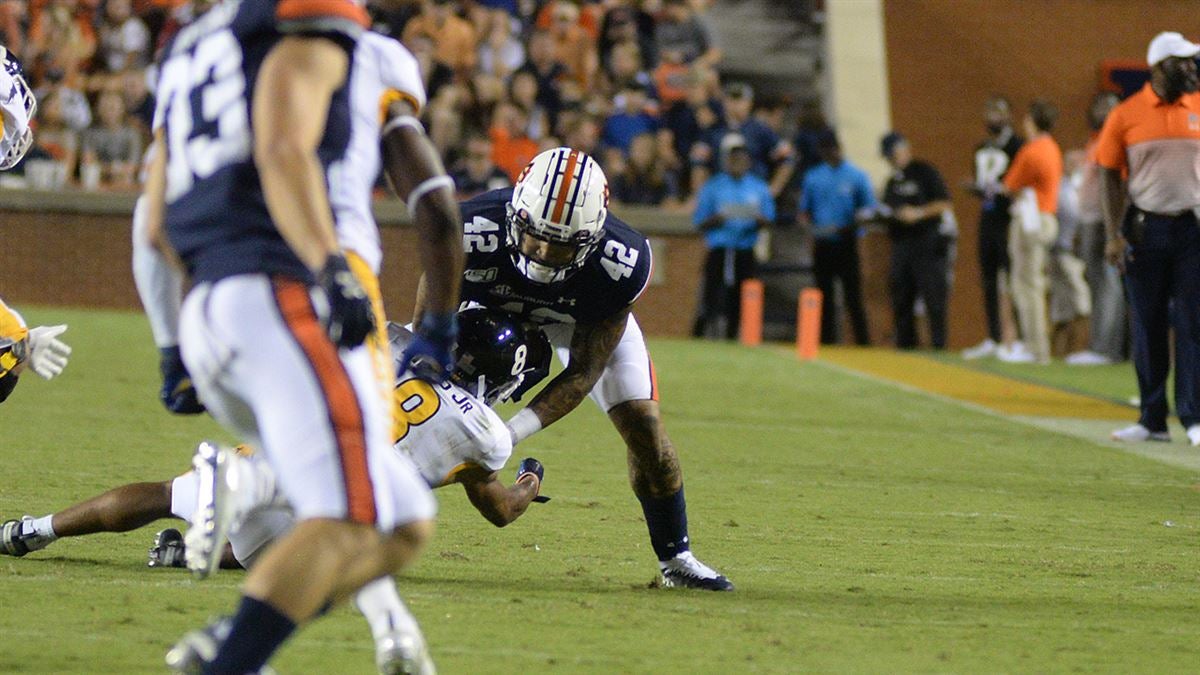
[[464, 268, 498, 283]]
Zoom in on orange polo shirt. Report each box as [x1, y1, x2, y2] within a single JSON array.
[[1003, 133, 1062, 213], [1094, 83, 1200, 215]]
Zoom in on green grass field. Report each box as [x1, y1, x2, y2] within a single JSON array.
[[2, 307, 1198, 673]]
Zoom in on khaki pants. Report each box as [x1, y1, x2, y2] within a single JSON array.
[[1008, 212, 1058, 362]]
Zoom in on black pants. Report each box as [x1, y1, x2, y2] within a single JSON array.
[[890, 230, 949, 349], [692, 247, 757, 339], [978, 221, 1010, 342], [813, 235, 870, 345], [1122, 209, 1200, 431]]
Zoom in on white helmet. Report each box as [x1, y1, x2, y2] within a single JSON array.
[[506, 147, 608, 284], [0, 46, 37, 171]]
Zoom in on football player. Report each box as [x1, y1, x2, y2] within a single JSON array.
[[0, 297, 72, 403], [2, 307, 550, 673], [136, 1, 463, 672], [0, 44, 36, 171], [415, 148, 733, 590]]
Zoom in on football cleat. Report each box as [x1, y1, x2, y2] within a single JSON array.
[[376, 629, 437, 675], [0, 516, 52, 557], [148, 528, 188, 568], [165, 618, 277, 675], [184, 442, 239, 579], [659, 551, 734, 591]]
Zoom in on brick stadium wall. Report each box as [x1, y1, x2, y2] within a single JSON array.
[[0, 199, 707, 337], [882, 0, 1198, 349]]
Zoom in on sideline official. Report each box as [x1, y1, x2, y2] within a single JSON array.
[[1098, 32, 1200, 446]]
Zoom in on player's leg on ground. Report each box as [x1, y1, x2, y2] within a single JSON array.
[[609, 400, 733, 590], [2, 481, 174, 556]]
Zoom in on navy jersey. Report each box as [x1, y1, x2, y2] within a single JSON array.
[[154, 0, 367, 284], [459, 189, 653, 326]]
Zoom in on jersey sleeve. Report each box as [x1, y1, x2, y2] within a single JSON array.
[[1093, 106, 1129, 171], [470, 404, 513, 473], [373, 33, 427, 119], [0, 297, 28, 349], [275, 0, 368, 45], [923, 162, 950, 200], [1002, 145, 1032, 192]]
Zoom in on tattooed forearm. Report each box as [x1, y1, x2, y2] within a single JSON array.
[[529, 310, 629, 428]]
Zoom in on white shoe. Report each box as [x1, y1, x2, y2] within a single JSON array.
[[185, 442, 239, 579], [376, 629, 436, 675], [1110, 424, 1171, 443], [997, 342, 1035, 363], [1187, 425, 1200, 447], [1066, 350, 1113, 366], [962, 338, 998, 360], [659, 551, 734, 591]]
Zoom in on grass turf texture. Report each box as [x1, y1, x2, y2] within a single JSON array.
[[2, 307, 1198, 673]]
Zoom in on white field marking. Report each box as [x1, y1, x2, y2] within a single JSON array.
[[801, 355, 1200, 473]]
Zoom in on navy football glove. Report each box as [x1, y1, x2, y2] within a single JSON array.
[[317, 254, 375, 349], [401, 311, 457, 384], [160, 346, 205, 415], [516, 457, 550, 503]]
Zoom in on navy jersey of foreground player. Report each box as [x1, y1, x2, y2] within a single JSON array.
[[459, 188, 653, 325], [155, 0, 360, 284]]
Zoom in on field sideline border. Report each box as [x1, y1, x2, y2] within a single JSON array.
[[767, 346, 1200, 473]]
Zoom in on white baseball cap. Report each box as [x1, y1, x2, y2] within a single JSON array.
[[1147, 31, 1200, 67]]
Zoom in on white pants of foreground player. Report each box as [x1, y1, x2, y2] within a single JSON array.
[[179, 274, 435, 529]]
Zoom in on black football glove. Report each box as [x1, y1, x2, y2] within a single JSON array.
[[516, 457, 550, 503], [401, 311, 457, 384], [317, 254, 375, 349], [160, 346, 205, 415]]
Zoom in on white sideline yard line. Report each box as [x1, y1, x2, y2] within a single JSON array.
[[800, 355, 1200, 474]]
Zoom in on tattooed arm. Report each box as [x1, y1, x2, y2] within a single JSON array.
[[510, 308, 630, 440]]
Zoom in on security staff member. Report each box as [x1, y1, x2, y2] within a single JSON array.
[[1098, 32, 1200, 446], [880, 132, 952, 349]]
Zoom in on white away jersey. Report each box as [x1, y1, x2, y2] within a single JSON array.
[[392, 375, 513, 488], [327, 31, 426, 273]]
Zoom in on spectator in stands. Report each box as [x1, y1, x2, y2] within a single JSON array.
[[509, 70, 550, 141], [1067, 91, 1125, 366], [661, 66, 719, 190], [691, 82, 794, 201], [451, 134, 511, 200], [546, 0, 597, 94], [611, 131, 678, 207], [793, 99, 832, 177], [601, 82, 657, 154], [562, 113, 602, 164], [535, 0, 602, 40], [655, 0, 719, 68], [475, 8, 524, 80], [962, 96, 1024, 360], [515, 29, 566, 131], [1001, 98, 1063, 365], [1048, 148, 1091, 357], [879, 132, 952, 350], [120, 69, 154, 140], [488, 100, 539, 181], [402, 0, 479, 74], [800, 131, 875, 345], [598, 2, 654, 73], [603, 39, 653, 99], [27, 0, 96, 86], [80, 89, 142, 190], [409, 33, 455, 104], [95, 0, 151, 75], [0, 0, 25, 57], [28, 88, 80, 181], [35, 68, 92, 132], [692, 133, 773, 339]]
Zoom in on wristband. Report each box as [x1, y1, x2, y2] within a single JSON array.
[[406, 175, 454, 216], [506, 408, 542, 446], [381, 114, 423, 137]]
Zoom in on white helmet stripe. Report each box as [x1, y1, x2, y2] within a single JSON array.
[[541, 148, 571, 220]]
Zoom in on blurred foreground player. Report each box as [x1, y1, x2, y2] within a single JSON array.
[[0, 298, 72, 403], [418, 147, 733, 590], [140, 2, 462, 673], [2, 308, 550, 673]]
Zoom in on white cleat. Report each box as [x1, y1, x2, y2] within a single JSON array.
[[961, 338, 998, 360], [376, 629, 436, 675], [185, 441, 239, 579], [1187, 425, 1200, 447], [996, 342, 1036, 363], [659, 551, 734, 591], [1110, 424, 1171, 443], [1065, 350, 1114, 366]]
